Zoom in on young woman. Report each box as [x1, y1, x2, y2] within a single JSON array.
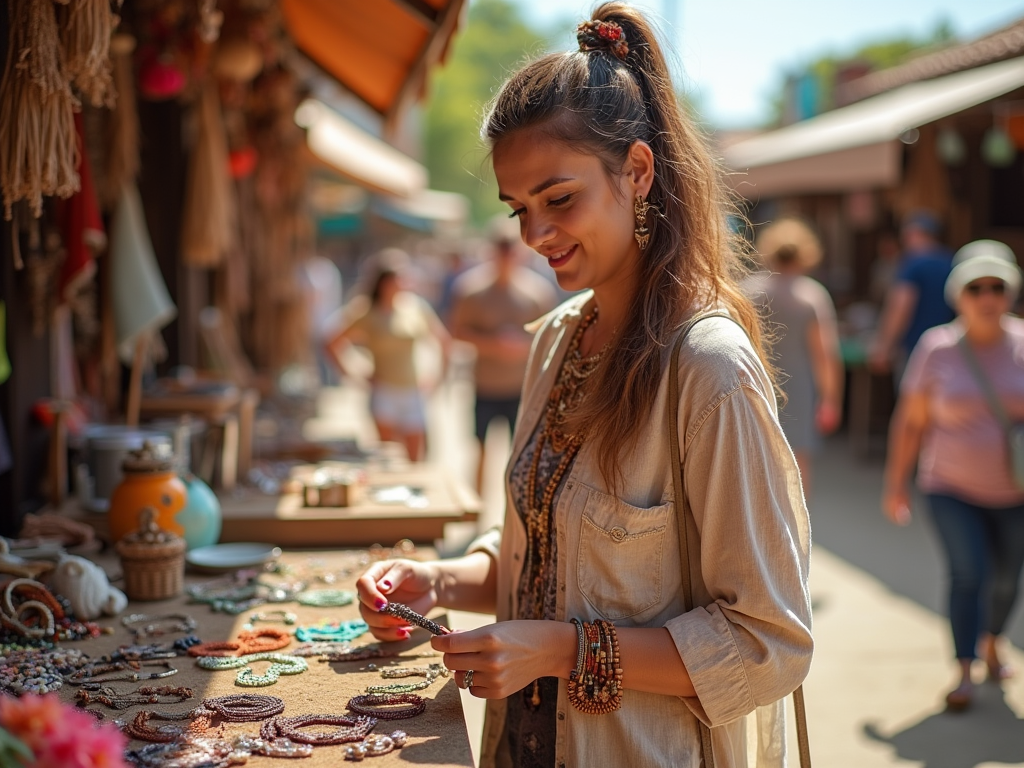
[[325, 249, 451, 461], [356, 5, 812, 765], [749, 218, 843, 498], [883, 240, 1024, 712]]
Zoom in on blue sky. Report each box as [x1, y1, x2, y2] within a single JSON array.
[[510, 0, 1024, 127]]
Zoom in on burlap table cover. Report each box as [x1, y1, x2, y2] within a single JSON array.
[[47, 549, 475, 767]]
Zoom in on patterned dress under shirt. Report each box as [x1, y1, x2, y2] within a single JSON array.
[[503, 397, 577, 766]]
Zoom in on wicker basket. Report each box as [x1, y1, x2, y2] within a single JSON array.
[[116, 507, 186, 601]]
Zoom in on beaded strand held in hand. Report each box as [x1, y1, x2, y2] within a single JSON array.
[[567, 618, 623, 714], [378, 602, 450, 635]]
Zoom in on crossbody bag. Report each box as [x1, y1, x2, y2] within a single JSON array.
[[957, 334, 1024, 490], [668, 312, 812, 768]]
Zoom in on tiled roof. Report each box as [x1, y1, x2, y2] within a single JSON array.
[[846, 16, 1024, 102]]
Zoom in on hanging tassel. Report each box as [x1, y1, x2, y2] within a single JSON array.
[[0, 0, 81, 220], [101, 33, 139, 210], [59, 0, 122, 108]]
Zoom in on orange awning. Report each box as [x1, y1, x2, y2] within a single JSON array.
[[280, 0, 466, 120]]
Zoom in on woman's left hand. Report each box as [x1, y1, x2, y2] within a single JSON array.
[[430, 620, 575, 698]]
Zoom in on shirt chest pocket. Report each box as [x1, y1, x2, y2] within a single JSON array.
[[577, 487, 673, 621]]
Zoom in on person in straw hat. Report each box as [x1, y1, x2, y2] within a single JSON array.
[[883, 239, 1024, 711], [749, 217, 843, 498]]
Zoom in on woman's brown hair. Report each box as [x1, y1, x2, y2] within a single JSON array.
[[484, 2, 771, 487]]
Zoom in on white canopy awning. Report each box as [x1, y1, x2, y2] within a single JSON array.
[[296, 99, 428, 198], [724, 56, 1024, 197]]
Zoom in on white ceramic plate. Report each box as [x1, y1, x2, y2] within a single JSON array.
[[185, 542, 283, 573]]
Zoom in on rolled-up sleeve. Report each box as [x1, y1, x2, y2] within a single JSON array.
[[665, 382, 812, 726]]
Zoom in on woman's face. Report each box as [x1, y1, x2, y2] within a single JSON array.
[[957, 278, 1010, 326], [493, 128, 649, 296]]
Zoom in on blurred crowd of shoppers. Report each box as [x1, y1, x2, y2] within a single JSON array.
[[884, 240, 1024, 712]]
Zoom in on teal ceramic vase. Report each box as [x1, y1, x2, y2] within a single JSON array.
[[176, 473, 222, 550]]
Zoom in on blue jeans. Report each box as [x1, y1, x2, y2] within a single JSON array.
[[927, 493, 1024, 659]]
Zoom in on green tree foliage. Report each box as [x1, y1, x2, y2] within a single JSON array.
[[768, 18, 957, 126], [423, 0, 551, 225]]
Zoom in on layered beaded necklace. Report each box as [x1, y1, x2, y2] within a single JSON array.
[[519, 307, 603, 623]]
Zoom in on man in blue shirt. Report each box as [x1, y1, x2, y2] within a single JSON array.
[[869, 210, 954, 380]]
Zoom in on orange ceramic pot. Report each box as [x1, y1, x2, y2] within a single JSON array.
[[108, 443, 187, 543]]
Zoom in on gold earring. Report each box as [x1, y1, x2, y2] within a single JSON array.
[[634, 195, 652, 250]]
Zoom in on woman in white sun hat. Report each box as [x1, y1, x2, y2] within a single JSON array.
[[883, 239, 1024, 711]]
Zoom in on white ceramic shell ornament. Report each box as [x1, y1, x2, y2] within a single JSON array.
[[49, 554, 128, 620]]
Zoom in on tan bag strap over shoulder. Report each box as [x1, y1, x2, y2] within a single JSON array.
[[668, 312, 811, 768]]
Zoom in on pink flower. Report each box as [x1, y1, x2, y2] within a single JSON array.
[[0, 694, 128, 768]]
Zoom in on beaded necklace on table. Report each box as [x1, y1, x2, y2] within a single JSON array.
[[516, 307, 602, 624]]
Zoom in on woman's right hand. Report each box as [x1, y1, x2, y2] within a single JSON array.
[[355, 559, 440, 642], [882, 485, 912, 526]]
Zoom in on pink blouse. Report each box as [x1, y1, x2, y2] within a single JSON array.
[[902, 317, 1024, 507]]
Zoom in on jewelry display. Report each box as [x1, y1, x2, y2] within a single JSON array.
[[567, 618, 623, 714], [187, 572, 306, 614], [377, 603, 450, 636], [294, 588, 354, 607], [259, 713, 377, 745], [124, 736, 241, 767], [75, 684, 193, 710], [232, 734, 314, 759], [121, 613, 197, 639], [248, 609, 297, 626], [345, 693, 426, 720], [344, 730, 408, 761], [0, 646, 89, 694], [201, 694, 285, 722], [294, 619, 367, 643], [197, 652, 307, 687]]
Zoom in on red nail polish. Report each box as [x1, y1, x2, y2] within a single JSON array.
[[398, 628, 410, 639], [381, 580, 392, 590], [375, 598, 387, 610]]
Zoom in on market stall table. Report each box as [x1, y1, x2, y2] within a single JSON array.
[[8, 548, 475, 767], [51, 461, 480, 548]]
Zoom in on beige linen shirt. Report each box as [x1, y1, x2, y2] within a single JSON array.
[[471, 292, 812, 768]]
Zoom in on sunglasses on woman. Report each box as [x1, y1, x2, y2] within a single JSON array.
[[964, 281, 1006, 296]]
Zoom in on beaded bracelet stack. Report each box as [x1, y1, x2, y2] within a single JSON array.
[[567, 618, 623, 714]]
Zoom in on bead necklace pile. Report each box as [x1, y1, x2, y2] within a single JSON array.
[[294, 618, 367, 643], [0, 646, 89, 694], [197, 652, 307, 686], [568, 618, 623, 714], [260, 713, 377, 745], [187, 627, 291, 657], [75, 684, 193, 710], [345, 693, 426, 720], [345, 730, 408, 761]]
